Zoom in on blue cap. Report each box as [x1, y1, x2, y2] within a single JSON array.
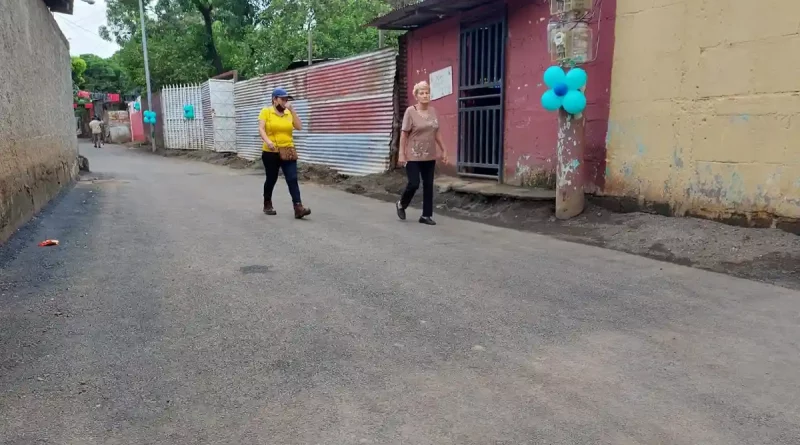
[[272, 88, 293, 100]]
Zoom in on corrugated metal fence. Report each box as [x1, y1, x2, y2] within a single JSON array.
[[159, 48, 398, 175], [233, 77, 266, 159], [234, 48, 397, 176]]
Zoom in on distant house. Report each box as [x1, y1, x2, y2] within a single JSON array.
[[0, 0, 79, 242]]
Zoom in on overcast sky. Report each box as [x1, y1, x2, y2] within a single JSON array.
[[54, 0, 120, 58]]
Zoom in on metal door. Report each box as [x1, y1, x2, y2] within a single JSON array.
[[457, 15, 506, 180]]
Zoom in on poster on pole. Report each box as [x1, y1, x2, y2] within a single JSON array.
[[429, 66, 453, 101]]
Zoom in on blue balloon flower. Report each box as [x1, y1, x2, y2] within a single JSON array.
[[562, 90, 587, 115], [565, 68, 588, 90], [143, 110, 157, 124], [543, 66, 566, 88], [540, 66, 588, 115], [183, 104, 195, 120], [541, 90, 562, 112]]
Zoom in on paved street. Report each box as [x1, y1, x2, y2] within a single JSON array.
[[1, 144, 799, 444]]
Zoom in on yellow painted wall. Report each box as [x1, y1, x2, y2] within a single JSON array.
[[605, 0, 800, 221]]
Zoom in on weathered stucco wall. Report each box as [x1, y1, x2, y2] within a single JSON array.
[[605, 0, 800, 224], [0, 0, 78, 242]]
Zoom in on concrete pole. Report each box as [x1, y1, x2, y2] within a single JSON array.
[[138, 0, 156, 153], [378, 29, 385, 49], [555, 108, 585, 219]]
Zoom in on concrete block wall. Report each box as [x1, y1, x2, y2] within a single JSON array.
[[605, 0, 800, 224], [0, 0, 79, 242]]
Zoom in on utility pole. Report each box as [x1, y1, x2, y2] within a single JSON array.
[[545, 3, 593, 220], [378, 30, 385, 49], [555, 109, 585, 219], [138, 0, 156, 153], [307, 28, 313, 66]]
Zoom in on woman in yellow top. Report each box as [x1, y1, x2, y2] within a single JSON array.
[[258, 87, 310, 219]]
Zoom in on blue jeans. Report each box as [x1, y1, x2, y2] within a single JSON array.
[[262, 151, 302, 204]]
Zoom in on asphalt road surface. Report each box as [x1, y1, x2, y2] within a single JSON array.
[[1, 144, 799, 445]]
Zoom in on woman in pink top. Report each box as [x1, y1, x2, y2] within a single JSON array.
[[396, 81, 448, 225]]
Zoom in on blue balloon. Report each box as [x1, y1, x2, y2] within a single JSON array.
[[543, 66, 566, 88], [565, 68, 588, 90], [541, 90, 562, 112], [553, 82, 568, 97], [133, 102, 141, 111], [562, 90, 587, 115]]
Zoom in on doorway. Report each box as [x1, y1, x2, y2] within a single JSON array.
[[457, 15, 506, 180]]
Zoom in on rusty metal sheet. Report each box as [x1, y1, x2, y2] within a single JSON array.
[[263, 68, 309, 100], [307, 49, 396, 100], [300, 133, 391, 176], [234, 78, 268, 160], [309, 94, 393, 133], [236, 49, 397, 175]]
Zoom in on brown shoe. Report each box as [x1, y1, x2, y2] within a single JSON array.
[[263, 200, 276, 215], [293, 203, 311, 219]]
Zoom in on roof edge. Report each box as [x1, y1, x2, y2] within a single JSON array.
[[44, 0, 74, 15], [367, 0, 498, 30]]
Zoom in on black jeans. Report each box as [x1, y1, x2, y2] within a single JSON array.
[[262, 151, 302, 204], [400, 160, 435, 217]]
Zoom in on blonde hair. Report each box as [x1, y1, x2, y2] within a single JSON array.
[[413, 81, 430, 97]]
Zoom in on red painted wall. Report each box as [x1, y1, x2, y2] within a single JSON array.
[[404, 0, 616, 189], [405, 16, 461, 175], [129, 104, 146, 143]]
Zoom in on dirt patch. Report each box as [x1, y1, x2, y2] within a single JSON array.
[[138, 146, 800, 290]]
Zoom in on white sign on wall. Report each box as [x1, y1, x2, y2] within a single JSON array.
[[429, 66, 453, 101]]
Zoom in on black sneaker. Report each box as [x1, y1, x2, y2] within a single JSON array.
[[419, 216, 436, 225], [396, 201, 406, 220]]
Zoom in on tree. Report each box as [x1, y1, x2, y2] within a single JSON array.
[[101, 0, 399, 89], [79, 54, 135, 93], [183, 0, 255, 75], [249, 0, 395, 74], [102, 0, 256, 86], [71, 56, 87, 89]]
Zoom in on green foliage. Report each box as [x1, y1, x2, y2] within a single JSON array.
[[79, 54, 135, 93], [248, 0, 397, 74], [100, 0, 400, 89], [71, 56, 87, 89]]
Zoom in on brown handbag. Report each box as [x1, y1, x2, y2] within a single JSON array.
[[279, 146, 298, 161]]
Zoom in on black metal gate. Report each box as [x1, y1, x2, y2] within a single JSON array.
[[457, 15, 506, 180]]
